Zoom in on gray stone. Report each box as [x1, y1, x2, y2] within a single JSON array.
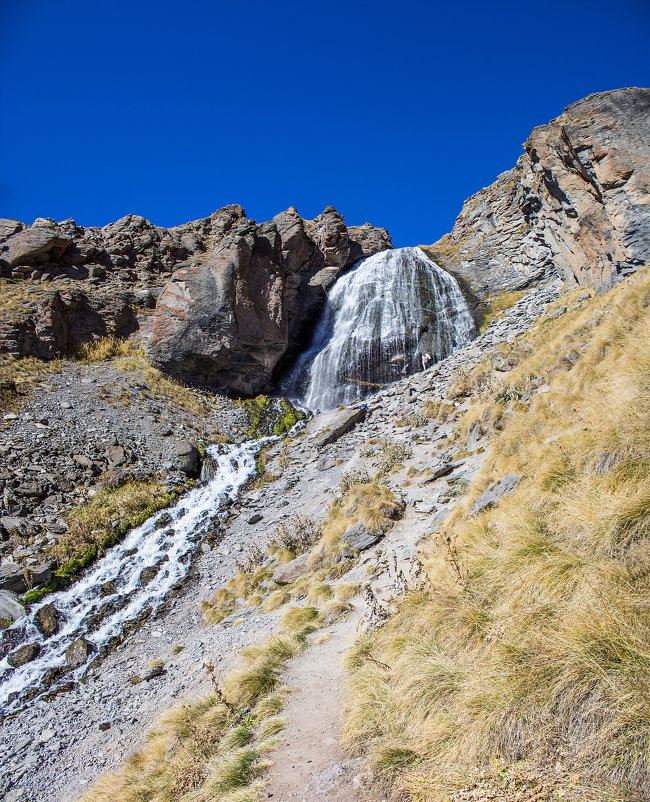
[[171, 440, 200, 477], [247, 513, 263, 525], [313, 407, 367, 449], [470, 474, 522, 515], [342, 522, 384, 551], [0, 590, 29, 625], [317, 456, 336, 471], [272, 552, 311, 585], [0, 562, 52, 594]]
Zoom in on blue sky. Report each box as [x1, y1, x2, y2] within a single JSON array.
[[1, 0, 649, 246]]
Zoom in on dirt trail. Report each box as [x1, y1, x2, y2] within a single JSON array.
[[263, 609, 369, 802]]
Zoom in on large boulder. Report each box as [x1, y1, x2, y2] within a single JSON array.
[[147, 221, 288, 395], [65, 636, 93, 668], [35, 603, 61, 638], [171, 440, 200, 476], [7, 642, 41, 667], [0, 562, 52, 594], [312, 406, 367, 449], [272, 552, 311, 585]]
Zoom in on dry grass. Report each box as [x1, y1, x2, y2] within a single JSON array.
[[0, 277, 54, 318], [81, 629, 309, 802], [79, 336, 225, 418], [56, 478, 173, 569], [0, 354, 62, 413], [343, 267, 650, 800]]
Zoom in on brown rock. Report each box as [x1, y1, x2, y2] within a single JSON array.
[[428, 88, 650, 294], [65, 636, 93, 668], [7, 642, 41, 667], [35, 603, 61, 638]]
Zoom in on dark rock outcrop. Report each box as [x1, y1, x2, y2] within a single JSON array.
[[145, 205, 391, 393], [0, 204, 391, 394], [427, 88, 650, 294]]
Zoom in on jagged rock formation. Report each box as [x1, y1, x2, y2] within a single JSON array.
[[427, 87, 650, 294], [145, 206, 392, 394], [0, 206, 391, 394]]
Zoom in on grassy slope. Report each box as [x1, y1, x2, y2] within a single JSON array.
[[343, 268, 650, 800]]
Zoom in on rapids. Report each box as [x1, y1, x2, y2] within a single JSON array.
[[0, 441, 264, 712]]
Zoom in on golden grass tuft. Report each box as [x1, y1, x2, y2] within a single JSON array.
[[343, 267, 650, 800], [81, 629, 304, 802], [57, 478, 173, 566]]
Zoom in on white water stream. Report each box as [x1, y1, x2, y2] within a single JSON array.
[[0, 441, 263, 712], [283, 247, 475, 411]]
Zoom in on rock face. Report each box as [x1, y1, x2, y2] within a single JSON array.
[[428, 88, 650, 294], [0, 205, 390, 394], [145, 206, 392, 394]]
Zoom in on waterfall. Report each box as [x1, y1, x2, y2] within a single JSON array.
[[283, 247, 475, 411]]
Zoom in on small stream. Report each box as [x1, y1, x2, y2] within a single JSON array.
[[0, 440, 264, 713]]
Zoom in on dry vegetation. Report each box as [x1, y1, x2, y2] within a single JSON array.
[[59, 478, 174, 566], [77, 336, 225, 418], [81, 609, 319, 802], [343, 268, 650, 800]]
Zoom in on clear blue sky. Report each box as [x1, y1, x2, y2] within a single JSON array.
[[1, 0, 649, 246]]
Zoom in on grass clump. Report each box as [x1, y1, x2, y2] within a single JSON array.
[[22, 478, 176, 603], [57, 478, 173, 566], [342, 267, 650, 800], [81, 629, 308, 802]]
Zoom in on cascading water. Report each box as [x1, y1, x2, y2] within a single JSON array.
[[0, 441, 264, 712], [283, 246, 475, 411]]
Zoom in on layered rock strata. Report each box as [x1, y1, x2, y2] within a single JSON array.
[[428, 87, 650, 294]]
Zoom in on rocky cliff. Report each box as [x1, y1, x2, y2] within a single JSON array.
[[427, 87, 650, 295], [0, 206, 392, 394]]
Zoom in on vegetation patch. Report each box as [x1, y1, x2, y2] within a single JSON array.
[[243, 395, 305, 439]]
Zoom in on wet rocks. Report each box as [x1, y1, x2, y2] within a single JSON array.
[[65, 637, 93, 669], [35, 603, 61, 638], [139, 567, 159, 587], [7, 642, 41, 668]]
